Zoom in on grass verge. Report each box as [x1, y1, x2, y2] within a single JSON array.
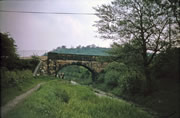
[[1, 76, 54, 106], [5, 79, 153, 118]]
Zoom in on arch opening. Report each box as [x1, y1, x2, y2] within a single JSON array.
[[57, 63, 97, 84]]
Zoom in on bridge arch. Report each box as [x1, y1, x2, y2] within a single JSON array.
[[56, 62, 97, 81], [36, 53, 108, 80]]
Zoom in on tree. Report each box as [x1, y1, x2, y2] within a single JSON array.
[[153, 0, 180, 27], [94, 0, 178, 93], [61, 45, 66, 49], [0, 33, 18, 58], [108, 42, 142, 63], [0, 32, 18, 69], [76, 45, 82, 49], [149, 0, 180, 48]]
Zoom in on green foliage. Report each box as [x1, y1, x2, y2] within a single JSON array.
[[0, 32, 19, 70], [96, 72, 105, 83], [93, 47, 179, 117], [58, 65, 92, 85], [104, 62, 127, 89], [31, 55, 39, 60], [6, 58, 40, 71], [104, 71, 119, 88], [0, 32, 39, 71], [1, 69, 33, 88], [5, 80, 152, 118], [119, 71, 146, 96], [152, 48, 179, 79], [97, 62, 146, 96], [50, 45, 110, 56], [55, 88, 70, 103], [0, 32, 18, 58], [94, 0, 179, 93], [153, 0, 180, 28], [94, 0, 178, 50], [108, 43, 143, 69], [1, 75, 53, 106]]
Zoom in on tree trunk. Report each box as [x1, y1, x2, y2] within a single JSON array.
[[144, 65, 152, 95], [140, 11, 153, 95]]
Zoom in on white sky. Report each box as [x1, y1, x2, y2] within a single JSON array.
[[0, 0, 113, 56]]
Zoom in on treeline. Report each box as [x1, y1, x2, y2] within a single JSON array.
[[94, 0, 179, 96], [46, 44, 110, 56], [94, 45, 179, 97], [0, 32, 39, 88], [91, 44, 179, 117]]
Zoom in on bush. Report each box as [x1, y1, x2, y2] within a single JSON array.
[[102, 62, 146, 96], [55, 89, 70, 103], [120, 70, 146, 95], [1, 69, 33, 88], [96, 72, 105, 83], [15, 59, 40, 71], [103, 62, 128, 89], [152, 48, 179, 80], [80, 70, 91, 80], [104, 70, 120, 89], [1, 69, 18, 88]]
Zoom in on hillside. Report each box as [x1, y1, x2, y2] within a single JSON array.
[[48, 45, 110, 56]]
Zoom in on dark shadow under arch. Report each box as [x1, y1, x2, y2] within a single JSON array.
[[56, 62, 97, 81]]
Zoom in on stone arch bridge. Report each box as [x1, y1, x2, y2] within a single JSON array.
[[36, 52, 108, 81]]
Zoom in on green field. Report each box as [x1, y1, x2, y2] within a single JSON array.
[[4, 79, 153, 118]]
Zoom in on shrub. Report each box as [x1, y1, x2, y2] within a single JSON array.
[[80, 70, 91, 80], [104, 62, 128, 89], [1, 70, 18, 87], [55, 89, 70, 103], [96, 72, 105, 83], [103, 62, 146, 96], [104, 62, 128, 72], [104, 70, 120, 89], [1, 69, 12, 88], [152, 48, 179, 80], [120, 70, 146, 95], [1, 69, 33, 88]]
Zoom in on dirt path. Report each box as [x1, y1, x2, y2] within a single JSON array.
[[1, 82, 45, 118], [70, 81, 114, 98], [93, 88, 115, 98]]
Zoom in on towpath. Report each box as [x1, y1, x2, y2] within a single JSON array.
[[1, 82, 45, 118]]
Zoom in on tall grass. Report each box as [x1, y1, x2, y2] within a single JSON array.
[[5, 80, 153, 118], [0, 68, 53, 106]]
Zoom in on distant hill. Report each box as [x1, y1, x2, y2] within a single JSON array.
[[47, 45, 110, 56]]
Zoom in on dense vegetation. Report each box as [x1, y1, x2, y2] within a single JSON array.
[[0, 33, 39, 71], [1, 0, 179, 117], [58, 65, 92, 85], [94, 0, 179, 94], [1, 76, 52, 106], [5, 80, 153, 118], [91, 0, 179, 117], [0, 32, 40, 105], [61, 46, 179, 117]]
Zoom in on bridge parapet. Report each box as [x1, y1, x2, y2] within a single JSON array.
[[48, 52, 101, 61]]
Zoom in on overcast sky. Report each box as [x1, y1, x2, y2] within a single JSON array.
[[0, 0, 113, 56]]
